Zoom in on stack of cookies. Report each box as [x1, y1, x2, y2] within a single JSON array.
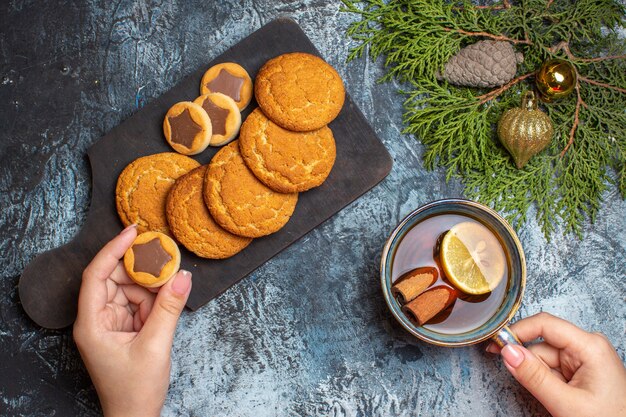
[[116, 52, 344, 260]]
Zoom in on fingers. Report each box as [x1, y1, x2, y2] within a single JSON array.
[[487, 340, 563, 374], [121, 284, 156, 328], [77, 225, 137, 318], [136, 270, 192, 352], [109, 262, 134, 286], [485, 342, 501, 354], [105, 265, 133, 302], [551, 368, 567, 383], [527, 342, 561, 369], [508, 312, 591, 350], [500, 344, 578, 417]]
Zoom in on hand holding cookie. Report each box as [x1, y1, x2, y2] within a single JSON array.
[[73, 225, 192, 417]]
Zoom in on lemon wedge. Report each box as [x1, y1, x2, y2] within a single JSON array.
[[440, 221, 506, 295]]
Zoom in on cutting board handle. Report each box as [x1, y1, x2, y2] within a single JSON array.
[[19, 149, 119, 329], [18, 238, 94, 329]]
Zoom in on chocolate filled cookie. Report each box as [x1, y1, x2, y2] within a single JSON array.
[[167, 165, 252, 258], [255, 52, 345, 132], [200, 63, 253, 110], [163, 102, 212, 155], [193, 93, 241, 146], [239, 108, 336, 193], [124, 231, 181, 288], [203, 141, 298, 238]]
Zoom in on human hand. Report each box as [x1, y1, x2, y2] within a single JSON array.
[[73, 225, 192, 417], [486, 312, 626, 417]]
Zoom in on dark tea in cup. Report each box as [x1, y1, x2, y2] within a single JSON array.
[[391, 213, 509, 334], [381, 199, 526, 347]]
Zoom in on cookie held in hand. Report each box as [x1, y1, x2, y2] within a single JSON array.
[[124, 231, 181, 288]]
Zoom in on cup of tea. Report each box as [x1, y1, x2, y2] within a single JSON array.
[[380, 199, 526, 347]]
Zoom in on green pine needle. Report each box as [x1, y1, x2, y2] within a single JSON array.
[[342, 0, 626, 239]]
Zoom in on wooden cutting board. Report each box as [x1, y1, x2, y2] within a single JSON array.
[[18, 18, 393, 329]]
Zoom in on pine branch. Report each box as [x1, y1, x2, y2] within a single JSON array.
[[549, 41, 626, 63], [442, 27, 532, 45], [477, 72, 535, 104], [560, 82, 584, 158], [343, 0, 626, 239], [578, 75, 626, 94]]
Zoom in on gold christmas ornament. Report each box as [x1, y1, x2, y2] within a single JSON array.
[[535, 59, 577, 101], [497, 91, 554, 169]]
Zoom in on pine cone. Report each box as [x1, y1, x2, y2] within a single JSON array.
[[438, 40, 523, 88]]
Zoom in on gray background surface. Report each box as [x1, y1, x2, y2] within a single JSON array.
[[1, 1, 624, 416]]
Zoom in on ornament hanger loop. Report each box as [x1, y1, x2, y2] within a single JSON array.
[[522, 91, 538, 111]]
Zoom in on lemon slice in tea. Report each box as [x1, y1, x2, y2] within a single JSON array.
[[440, 221, 506, 295]]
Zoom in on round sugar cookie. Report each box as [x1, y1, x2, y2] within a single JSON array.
[[166, 165, 252, 258], [116, 153, 200, 236], [123, 231, 181, 288], [203, 141, 298, 238], [239, 108, 336, 193], [163, 102, 212, 155], [254, 52, 345, 132], [200, 63, 253, 110], [193, 93, 242, 146]]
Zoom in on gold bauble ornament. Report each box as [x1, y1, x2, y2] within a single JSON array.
[[535, 59, 577, 101], [497, 91, 554, 169]]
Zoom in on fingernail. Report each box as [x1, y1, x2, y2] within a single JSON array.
[[501, 344, 524, 368], [172, 270, 192, 295], [485, 342, 497, 354], [120, 224, 137, 234]]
